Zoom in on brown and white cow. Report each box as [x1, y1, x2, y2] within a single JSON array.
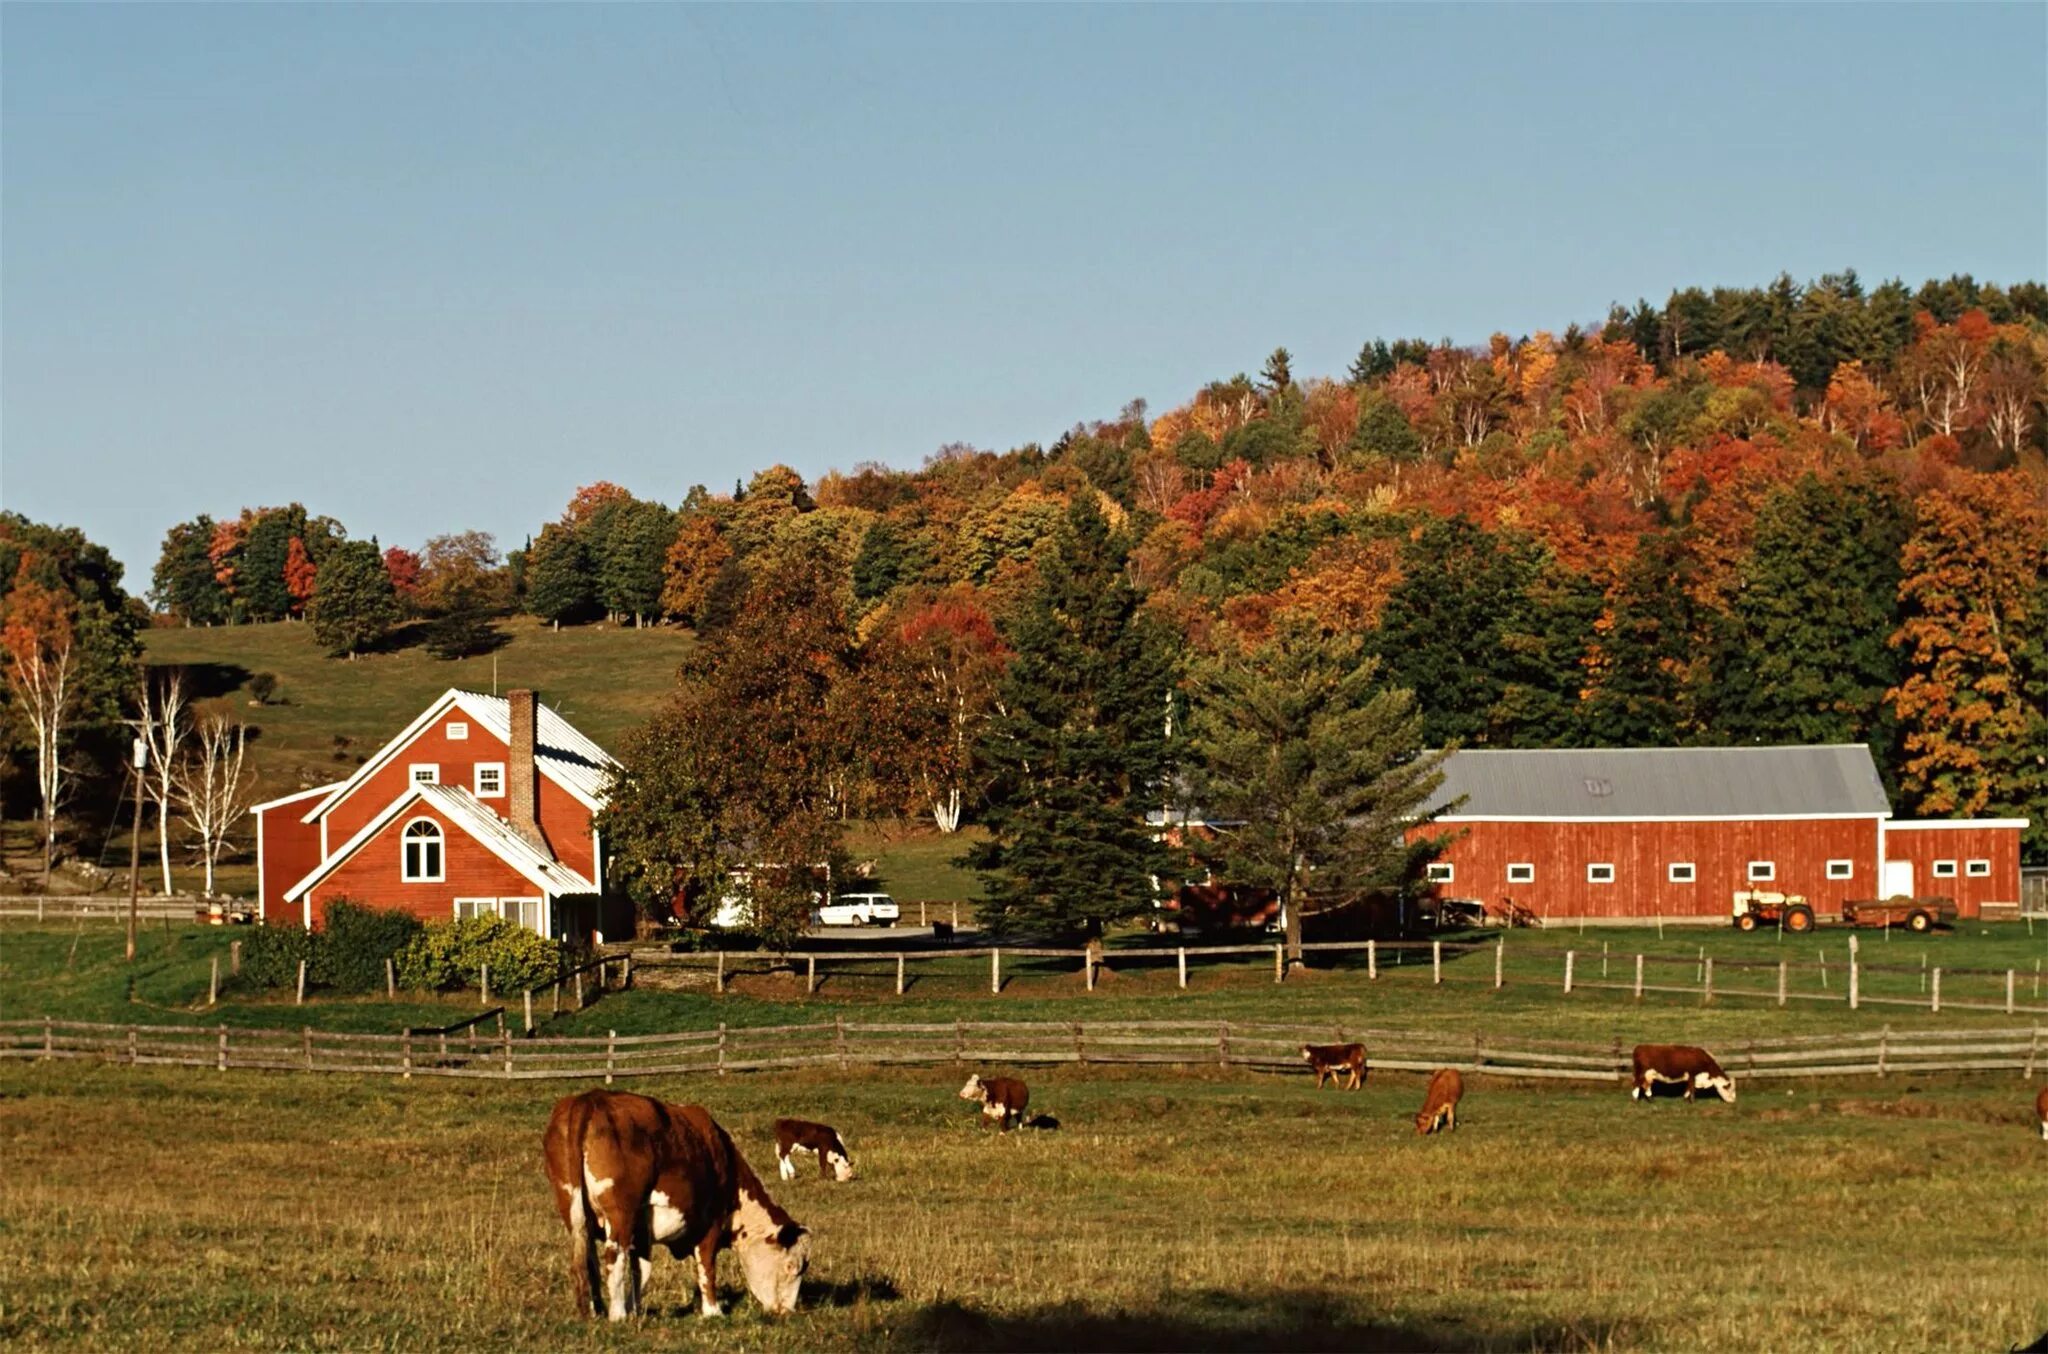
[[2037, 1085, 2046, 1141], [958, 1073, 1028, 1131], [1630, 1044, 1736, 1104], [1301, 1042, 1367, 1091], [543, 1090, 810, 1322], [773, 1118, 855, 1182], [1415, 1068, 1463, 1135]]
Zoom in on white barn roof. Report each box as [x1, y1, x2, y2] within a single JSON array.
[[1430, 745, 1892, 821]]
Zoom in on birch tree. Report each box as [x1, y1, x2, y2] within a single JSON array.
[[175, 712, 255, 897], [138, 668, 189, 894], [1, 575, 79, 886]]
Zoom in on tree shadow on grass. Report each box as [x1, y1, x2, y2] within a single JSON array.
[[157, 661, 252, 700], [886, 1290, 1635, 1353]]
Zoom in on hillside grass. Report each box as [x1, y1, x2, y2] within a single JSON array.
[[1, 1059, 2042, 1351]]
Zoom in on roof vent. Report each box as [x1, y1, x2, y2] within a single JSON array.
[[1583, 777, 1613, 797]]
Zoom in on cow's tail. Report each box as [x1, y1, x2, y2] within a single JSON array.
[[566, 1170, 601, 1316]]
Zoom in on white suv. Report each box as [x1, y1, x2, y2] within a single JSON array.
[[814, 893, 901, 927]]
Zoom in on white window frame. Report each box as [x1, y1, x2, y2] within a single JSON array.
[[473, 762, 506, 799], [1668, 862, 1696, 884], [1931, 859, 1957, 879], [402, 818, 445, 883], [1425, 862, 1455, 884], [410, 763, 440, 786], [500, 897, 543, 932], [1506, 863, 1535, 884], [1586, 862, 1615, 884], [453, 898, 494, 921], [446, 721, 469, 741], [1965, 859, 1990, 878], [1825, 859, 1854, 881], [1747, 860, 1776, 883]]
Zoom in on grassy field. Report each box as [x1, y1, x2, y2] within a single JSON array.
[[1, 1058, 2042, 1351]]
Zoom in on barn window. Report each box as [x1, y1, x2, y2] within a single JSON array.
[[1668, 862, 1696, 883], [447, 721, 469, 741], [1425, 863, 1455, 883], [1965, 859, 1990, 878], [402, 819, 445, 882], [410, 763, 440, 786], [1747, 861, 1775, 883], [1826, 859, 1854, 881], [473, 762, 505, 798], [1586, 863, 1615, 884], [1932, 859, 1957, 879], [1506, 863, 1534, 884]]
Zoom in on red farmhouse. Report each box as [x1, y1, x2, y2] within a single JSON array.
[[252, 688, 624, 941], [1410, 745, 2026, 922]]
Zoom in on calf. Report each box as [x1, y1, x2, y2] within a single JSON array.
[[1630, 1044, 1736, 1104], [1415, 1068, 1463, 1135], [2037, 1085, 2046, 1141], [1301, 1042, 1367, 1091], [958, 1073, 1029, 1131], [543, 1090, 810, 1321], [773, 1118, 855, 1182]]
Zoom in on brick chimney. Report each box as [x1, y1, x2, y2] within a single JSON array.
[[506, 689, 553, 858]]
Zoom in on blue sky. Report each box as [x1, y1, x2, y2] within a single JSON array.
[[5, 3, 2044, 584]]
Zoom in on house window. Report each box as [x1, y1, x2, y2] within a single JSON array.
[[1587, 863, 1615, 884], [1965, 859, 1990, 878], [1932, 859, 1957, 879], [410, 764, 440, 786], [1747, 861, 1775, 883], [1826, 860, 1854, 881], [474, 763, 505, 798], [501, 897, 543, 932], [1426, 863, 1455, 884], [453, 898, 494, 921], [447, 721, 469, 741], [402, 819, 444, 882], [1668, 862, 1696, 884], [1506, 863, 1535, 884]]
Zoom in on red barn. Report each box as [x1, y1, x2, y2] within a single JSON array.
[[1409, 746, 2027, 923], [252, 688, 625, 941]]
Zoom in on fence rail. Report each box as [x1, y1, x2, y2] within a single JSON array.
[[0, 896, 213, 921], [3, 1016, 2040, 1085]]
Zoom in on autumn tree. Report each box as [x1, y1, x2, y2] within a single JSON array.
[[151, 517, 230, 624], [1186, 620, 1449, 966], [855, 588, 1008, 832], [658, 514, 730, 626], [308, 540, 401, 657], [418, 532, 505, 660], [2, 569, 80, 884], [382, 546, 423, 615]]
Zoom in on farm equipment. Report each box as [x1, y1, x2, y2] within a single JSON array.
[[1730, 890, 1815, 933], [1840, 895, 1956, 933]]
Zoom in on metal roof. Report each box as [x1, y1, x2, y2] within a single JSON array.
[[1429, 745, 1892, 821], [283, 782, 598, 902]]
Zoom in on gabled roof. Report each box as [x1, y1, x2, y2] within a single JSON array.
[[302, 689, 620, 822], [252, 782, 345, 815], [1429, 745, 1892, 821], [283, 782, 598, 902]]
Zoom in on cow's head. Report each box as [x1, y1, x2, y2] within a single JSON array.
[[1695, 1070, 1737, 1103], [957, 1074, 986, 1104], [1299, 1046, 1313, 1061], [1413, 1107, 1436, 1136], [825, 1132, 855, 1182], [736, 1220, 810, 1315]]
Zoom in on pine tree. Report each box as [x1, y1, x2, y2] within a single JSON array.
[[851, 521, 906, 603], [524, 522, 596, 628], [599, 500, 675, 626], [1581, 532, 1707, 746], [965, 497, 1178, 939], [307, 540, 399, 658]]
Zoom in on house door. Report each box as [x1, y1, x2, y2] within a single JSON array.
[[1881, 860, 1914, 901]]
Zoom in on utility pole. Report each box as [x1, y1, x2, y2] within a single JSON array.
[[125, 734, 147, 962]]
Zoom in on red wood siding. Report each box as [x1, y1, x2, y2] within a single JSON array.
[[1406, 818, 1883, 920], [301, 800, 546, 930], [319, 710, 596, 879], [1881, 825, 2023, 919], [257, 802, 325, 926]]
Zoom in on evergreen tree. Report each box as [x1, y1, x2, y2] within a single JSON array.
[[965, 498, 1177, 939], [1348, 339, 1395, 385], [307, 540, 399, 658], [1187, 620, 1449, 964], [237, 509, 301, 621], [524, 522, 596, 628], [150, 516, 230, 624], [1347, 398, 1422, 464], [599, 500, 675, 626], [1581, 531, 1707, 746], [851, 520, 906, 603]]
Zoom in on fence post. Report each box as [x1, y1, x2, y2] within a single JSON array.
[[302, 1026, 313, 1071], [1495, 940, 1504, 989], [2007, 969, 2017, 1014], [836, 1015, 847, 1070], [552, 977, 561, 1018], [402, 1031, 413, 1080], [524, 988, 533, 1033], [386, 957, 396, 998], [481, 963, 490, 1006], [42, 1017, 52, 1058], [128, 1025, 137, 1066], [1703, 956, 1714, 1006], [605, 1029, 616, 1085], [217, 1025, 227, 1073], [1368, 940, 1378, 980], [1563, 950, 1574, 995], [2025, 1026, 2041, 1081], [1085, 942, 1096, 992], [1931, 967, 1941, 1013], [1178, 947, 1187, 989], [1878, 1025, 1889, 1078], [1777, 960, 1787, 1007], [1274, 945, 1284, 984], [1634, 954, 1644, 1001], [806, 954, 817, 996], [955, 1020, 964, 1064], [1847, 935, 1859, 1010], [896, 954, 906, 996], [1433, 941, 1442, 986], [231, 940, 242, 977], [717, 1022, 727, 1075], [1602, 941, 1609, 979], [714, 951, 724, 996], [991, 948, 1001, 995], [623, 954, 632, 990], [575, 968, 584, 1008], [1074, 1021, 1085, 1064], [296, 960, 307, 1006], [504, 1025, 513, 1078], [209, 956, 219, 1006], [1218, 1021, 1229, 1068]]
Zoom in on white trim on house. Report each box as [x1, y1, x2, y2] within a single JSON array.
[[473, 762, 506, 799], [447, 721, 469, 741], [1932, 859, 1958, 879], [1586, 863, 1615, 884], [1668, 862, 1696, 883], [1748, 861, 1776, 882], [1966, 859, 1991, 877], [1438, 812, 1891, 824], [402, 818, 447, 882], [1826, 859, 1854, 880], [409, 763, 441, 786], [1506, 862, 1534, 884], [1425, 862, 1455, 883], [251, 783, 343, 815], [591, 828, 603, 896], [283, 783, 597, 904], [257, 809, 265, 924], [1885, 818, 2030, 831]]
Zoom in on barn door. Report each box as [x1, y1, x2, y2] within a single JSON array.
[[1880, 860, 1914, 901]]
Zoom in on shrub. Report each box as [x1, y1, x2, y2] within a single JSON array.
[[249, 672, 279, 704], [396, 914, 561, 993], [241, 924, 314, 990], [311, 900, 423, 992]]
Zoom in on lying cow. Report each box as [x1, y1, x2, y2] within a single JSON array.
[[1630, 1044, 1736, 1104], [773, 1118, 855, 1182], [958, 1073, 1029, 1131], [1415, 1068, 1463, 1135], [543, 1090, 810, 1321], [2037, 1085, 2046, 1141], [1301, 1042, 1367, 1091]]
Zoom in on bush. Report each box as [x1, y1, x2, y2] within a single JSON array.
[[396, 914, 561, 993], [249, 671, 279, 704], [241, 925, 314, 990], [311, 900, 423, 992]]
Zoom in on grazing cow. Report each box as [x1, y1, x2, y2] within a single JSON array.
[[773, 1118, 855, 1182], [543, 1090, 810, 1322], [958, 1073, 1029, 1131], [2037, 1085, 2046, 1142], [1630, 1044, 1736, 1104], [1415, 1068, 1463, 1135], [1301, 1042, 1367, 1091]]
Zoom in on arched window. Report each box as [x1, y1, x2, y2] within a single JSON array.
[[402, 819, 444, 882]]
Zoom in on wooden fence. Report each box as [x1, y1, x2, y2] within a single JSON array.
[[0, 896, 206, 921], [4, 1016, 2041, 1085]]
